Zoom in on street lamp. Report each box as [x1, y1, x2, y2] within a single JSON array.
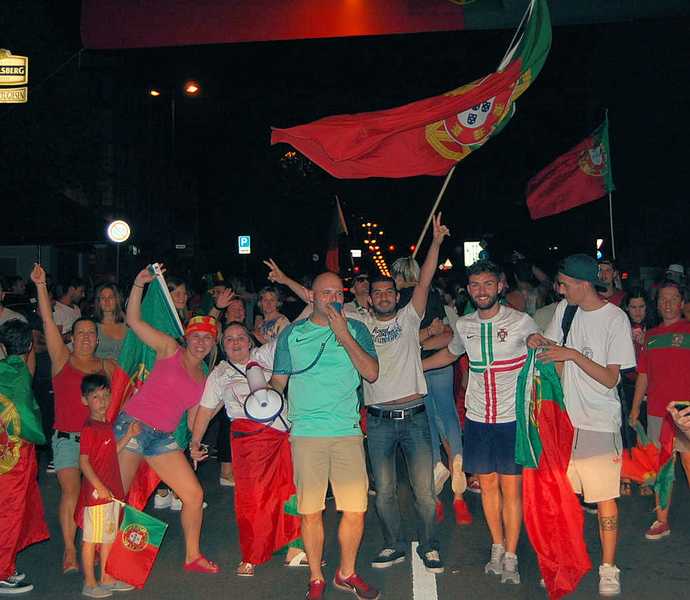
[[107, 219, 131, 284]]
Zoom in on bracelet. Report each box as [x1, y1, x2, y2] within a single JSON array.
[[213, 303, 222, 311], [133, 283, 144, 289]]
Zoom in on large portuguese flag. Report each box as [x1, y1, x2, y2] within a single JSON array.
[[526, 116, 615, 219], [106, 274, 189, 510], [515, 350, 591, 600], [105, 503, 168, 588], [0, 355, 50, 580], [271, 0, 551, 178]]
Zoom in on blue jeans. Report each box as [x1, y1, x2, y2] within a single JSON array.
[[366, 409, 438, 553], [424, 365, 463, 465]]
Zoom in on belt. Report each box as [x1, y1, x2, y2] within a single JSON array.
[[367, 404, 426, 420], [56, 430, 80, 442]]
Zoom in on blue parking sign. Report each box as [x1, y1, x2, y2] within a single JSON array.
[[238, 235, 251, 255]]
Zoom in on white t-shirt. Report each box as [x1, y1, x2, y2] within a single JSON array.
[[544, 299, 636, 433], [352, 302, 427, 406], [199, 340, 289, 431], [0, 306, 27, 326], [449, 305, 538, 424], [53, 301, 81, 334]]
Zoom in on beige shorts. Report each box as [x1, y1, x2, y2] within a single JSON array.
[[567, 429, 622, 503], [290, 435, 368, 514], [83, 501, 121, 544]]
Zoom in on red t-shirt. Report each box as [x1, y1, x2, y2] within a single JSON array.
[[637, 320, 690, 417], [599, 289, 626, 307], [77, 419, 125, 508]]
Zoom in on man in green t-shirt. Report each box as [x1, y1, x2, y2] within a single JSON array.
[[270, 271, 379, 600]]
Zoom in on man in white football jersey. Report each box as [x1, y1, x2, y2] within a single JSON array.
[[423, 260, 538, 585]]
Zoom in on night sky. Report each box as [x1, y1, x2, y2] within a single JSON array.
[[3, 1, 690, 284]]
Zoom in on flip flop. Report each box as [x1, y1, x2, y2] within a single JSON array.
[[283, 551, 327, 568], [184, 555, 220, 574], [63, 552, 79, 575], [236, 561, 255, 577]]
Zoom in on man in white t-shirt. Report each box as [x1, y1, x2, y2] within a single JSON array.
[[528, 254, 635, 598], [53, 279, 85, 340], [423, 260, 538, 585], [356, 214, 449, 575]]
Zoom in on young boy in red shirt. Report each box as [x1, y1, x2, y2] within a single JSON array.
[[77, 374, 139, 598]]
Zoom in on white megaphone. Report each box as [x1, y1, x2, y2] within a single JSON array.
[[243, 361, 285, 423]]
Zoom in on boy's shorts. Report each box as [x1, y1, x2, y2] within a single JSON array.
[[567, 428, 622, 503], [83, 501, 121, 544]]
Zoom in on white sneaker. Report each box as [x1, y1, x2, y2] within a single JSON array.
[[170, 495, 207, 511], [484, 544, 505, 576], [219, 475, 235, 487], [433, 462, 451, 496], [500, 552, 520, 584], [451, 454, 467, 494], [598, 564, 621, 596], [154, 490, 172, 509]]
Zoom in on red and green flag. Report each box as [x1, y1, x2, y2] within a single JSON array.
[[271, 0, 551, 178], [0, 356, 50, 580], [106, 273, 189, 510], [325, 197, 348, 273], [105, 503, 168, 588], [526, 116, 615, 219], [655, 416, 676, 509], [516, 350, 591, 600]]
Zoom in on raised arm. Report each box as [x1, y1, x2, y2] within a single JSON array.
[[264, 259, 311, 304], [126, 267, 179, 358], [30, 263, 69, 374], [207, 287, 235, 320], [411, 213, 450, 318]]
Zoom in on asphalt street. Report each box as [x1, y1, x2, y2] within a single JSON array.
[[16, 451, 690, 600]]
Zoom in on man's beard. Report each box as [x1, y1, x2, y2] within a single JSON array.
[[372, 302, 397, 318], [472, 293, 500, 311]]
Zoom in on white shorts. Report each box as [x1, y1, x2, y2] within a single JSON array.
[[567, 429, 622, 503], [83, 501, 121, 544]]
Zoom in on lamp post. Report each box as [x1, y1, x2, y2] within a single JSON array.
[[149, 80, 201, 162], [107, 219, 131, 284]]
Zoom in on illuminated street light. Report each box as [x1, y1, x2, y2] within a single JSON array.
[[149, 88, 161, 97], [184, 80, 201, 96]]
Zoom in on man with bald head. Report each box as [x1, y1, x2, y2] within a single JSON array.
[[271, 271, 379, 600]]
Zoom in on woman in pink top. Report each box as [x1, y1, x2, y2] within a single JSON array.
[[114, 266, 219, 574]]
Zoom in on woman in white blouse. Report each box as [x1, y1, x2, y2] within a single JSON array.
[[190, 321, 305, 577]]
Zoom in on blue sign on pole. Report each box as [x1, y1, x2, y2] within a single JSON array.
[[238, 235, 251, 255]]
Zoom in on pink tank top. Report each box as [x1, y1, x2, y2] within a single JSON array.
[[52, 360, 106, 433], [124, 349, 205, 432]]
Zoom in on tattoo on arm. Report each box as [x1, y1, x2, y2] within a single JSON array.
[[599, 515, 618, 531]]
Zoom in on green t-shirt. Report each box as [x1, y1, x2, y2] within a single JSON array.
[[273, 317, 376, 437]]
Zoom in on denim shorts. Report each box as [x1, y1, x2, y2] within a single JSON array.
[[114, 413, 181, 457], [464, 419, 522, 475], [52, 431, 81, 471]]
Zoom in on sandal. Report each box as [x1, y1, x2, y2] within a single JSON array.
[[236, 561, 255, 577], [620, 480, 632, 496], [283, 551, 327, 568], [183, 555, 220, 574], [63, 552, 79, 575]]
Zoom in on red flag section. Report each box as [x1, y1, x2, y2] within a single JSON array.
[[230, 420, 301, 565], [325, 198, 348, 273], [0, 443, 50, 580], [271, 0, 551, 178]]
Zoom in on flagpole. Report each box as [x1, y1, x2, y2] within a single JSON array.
[[608, 190, 616, 260], [412, 165, 456, 259]]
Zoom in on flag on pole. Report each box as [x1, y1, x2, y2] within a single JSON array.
[[325, 197, 349, 273], [271, 0, 551, 179], [515, 350, 591, 600], [526, 116, 615, 219], [105, 503, 168, 589], [106, 272, 189, 509]]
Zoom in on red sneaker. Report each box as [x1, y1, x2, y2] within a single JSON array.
[[333, 571, 380, 600], [453, 498, 473, 525], [435, 498, 445, 524], [306, 578, 326, 600]]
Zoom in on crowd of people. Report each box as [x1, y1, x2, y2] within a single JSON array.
[[2, 235, 690, 600]]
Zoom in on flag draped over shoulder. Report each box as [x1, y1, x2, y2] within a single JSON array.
[[106, 276, 187, 509], [271, 0, 551, 179], [105, 503, 168, 588], [325, 197, 349, 273], [526, 116, 615, 219], [515, 350, 591, 600]]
